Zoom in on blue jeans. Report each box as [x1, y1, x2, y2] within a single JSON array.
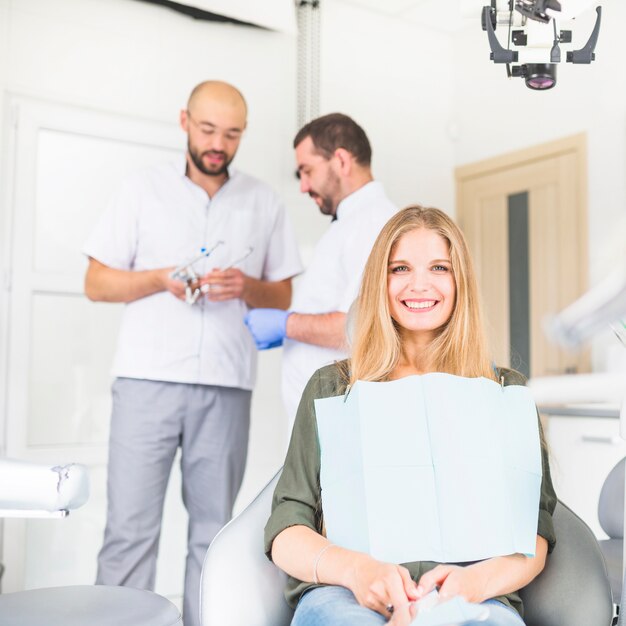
[[291, 586, 525, 626]]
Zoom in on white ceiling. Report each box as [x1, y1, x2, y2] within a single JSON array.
[[333, 0, 475, 34]]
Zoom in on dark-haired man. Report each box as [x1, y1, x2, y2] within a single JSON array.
[[84, 80, 302, 626], [245, 113, 397, 423]]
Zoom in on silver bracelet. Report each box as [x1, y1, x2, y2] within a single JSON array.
[[312, 543, 335, 584]]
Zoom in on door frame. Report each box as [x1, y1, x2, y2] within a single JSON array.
[[455, 133, 587, 193]]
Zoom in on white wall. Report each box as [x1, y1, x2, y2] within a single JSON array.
[[0, 0, 10, 459], [450, 1, 626, 369], [319, 2, 456, 213]]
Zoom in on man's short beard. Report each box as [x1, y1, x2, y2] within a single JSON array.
[[188, 142, 231, 177], [318, 197, 336, 216], [317, 169, 341, 216]]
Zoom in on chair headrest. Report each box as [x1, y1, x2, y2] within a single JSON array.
[[598, 456, 625, 539], [0, 458, 89, 512]]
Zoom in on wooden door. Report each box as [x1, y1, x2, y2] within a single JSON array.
[[456, 135, 589, 378]]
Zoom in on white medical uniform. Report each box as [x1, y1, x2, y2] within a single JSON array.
[[83, 159, 302, 626], [282, 181, 397, 424], [84, 159, 303, 390]]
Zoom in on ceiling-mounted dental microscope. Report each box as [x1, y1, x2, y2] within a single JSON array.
[[481, 0, 602, 89]]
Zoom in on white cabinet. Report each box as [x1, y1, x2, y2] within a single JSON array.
[[545, 413, 626, 539]]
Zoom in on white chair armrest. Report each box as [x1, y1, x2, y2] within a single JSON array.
[[0, 458, 89, 516]]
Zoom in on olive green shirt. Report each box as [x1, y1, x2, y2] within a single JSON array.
[[264, 363, 557, 618]]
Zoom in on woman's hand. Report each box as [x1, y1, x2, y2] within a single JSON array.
[[388, 600, 418, 626], [345, 555, 419, 619], [416, 538, 548, 605], [416, 564, 486, 604]]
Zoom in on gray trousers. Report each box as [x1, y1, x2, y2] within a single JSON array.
[[96, 378, 251, 626]]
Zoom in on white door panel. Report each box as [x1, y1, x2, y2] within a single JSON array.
[[1, 97, 186, 603], [34, 128, 180, 276], [28, 295, 120, 447]]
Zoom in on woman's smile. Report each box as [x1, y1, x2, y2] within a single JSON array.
[[402, 298, 438, 311]]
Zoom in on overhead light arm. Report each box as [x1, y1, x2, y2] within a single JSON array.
[[482, 5, 518, 63], [567, 5, 602, 63]]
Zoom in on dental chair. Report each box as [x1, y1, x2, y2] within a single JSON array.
[[598, 456, 625, 604], [200, 469, 614, 626], [0, 457, 181, 626]]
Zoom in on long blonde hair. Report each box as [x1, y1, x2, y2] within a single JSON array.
[[346, 206, 495, 385]]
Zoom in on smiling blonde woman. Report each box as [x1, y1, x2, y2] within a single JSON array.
[[264, 206, 557, 626]]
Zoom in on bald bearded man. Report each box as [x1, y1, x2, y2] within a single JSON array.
[[84, 81, 302, 626]]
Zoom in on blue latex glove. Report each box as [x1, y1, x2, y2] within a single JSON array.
[[244, 308, 291, 350]]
